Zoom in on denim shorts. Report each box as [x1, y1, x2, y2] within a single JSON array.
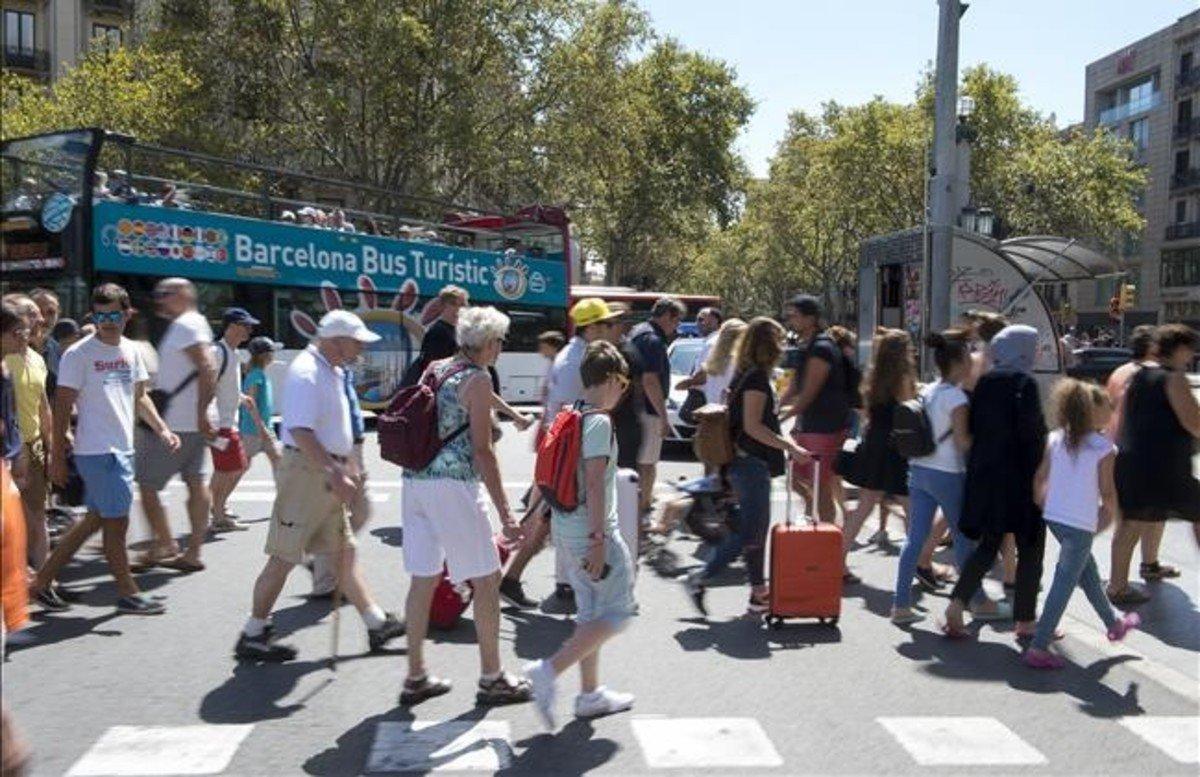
[[555, 532, 636, 626], [75, 452, 135, 519]]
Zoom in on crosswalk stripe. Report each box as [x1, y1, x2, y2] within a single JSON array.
[[878, 716, 1047, 765], [66, 724, 253, 776], [366, 720, 513, 772], [1119, 716, 1200, 764], [631, 716, 783, 769]]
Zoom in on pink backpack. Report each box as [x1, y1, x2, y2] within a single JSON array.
[[379, 362, 473, 469]]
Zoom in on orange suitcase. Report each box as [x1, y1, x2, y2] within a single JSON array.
[[767, 459, 842, 627]]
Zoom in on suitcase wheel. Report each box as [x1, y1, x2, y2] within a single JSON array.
[[767, 616, 783, 630], [822, 617, 839, 627]]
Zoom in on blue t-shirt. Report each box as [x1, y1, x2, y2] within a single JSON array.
[[238, 367, 272, 437], [630, 321, 669, 416], [551, 410, 618, 543]]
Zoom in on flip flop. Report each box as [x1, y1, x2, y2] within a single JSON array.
[[1107, 587, 1151, 605], [1140, 562, 1181, 581], [939, 621, 972, 640], [159, 557, 206, 574]]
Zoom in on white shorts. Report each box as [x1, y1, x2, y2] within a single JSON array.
[[637, 412, 665, 465], [401, 477, 501, 582]]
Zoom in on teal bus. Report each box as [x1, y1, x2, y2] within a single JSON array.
[[1, 128, 573, 405]]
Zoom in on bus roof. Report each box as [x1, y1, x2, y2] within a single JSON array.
[[570, 285, 719, 304]]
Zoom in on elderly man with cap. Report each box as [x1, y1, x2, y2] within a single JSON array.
[[208, 307, 260, 533], [235, 310, 404, 662], [509, 298, 622, 607], [780, 294, 850, 524]]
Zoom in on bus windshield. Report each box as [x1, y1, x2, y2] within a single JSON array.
[[1, 129, 97, 213]]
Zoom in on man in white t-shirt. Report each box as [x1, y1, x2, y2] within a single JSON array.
[[234, 311, 404, 661], [34, 283, 179, 615], [136, 278, 218, 573], [208, 307, 258, 533]]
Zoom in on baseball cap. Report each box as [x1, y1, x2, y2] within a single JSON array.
[[788, 294, 821, 318], [247, 336, 282, 355], [223, 307, 260, 327], [570, 298, 621, 328], [317, 310, 381, 343]]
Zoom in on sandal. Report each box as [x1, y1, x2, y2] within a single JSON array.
[[1107, 587, 1150, 605], [891, 610, 924, 626], [159, 556, 206, 574], [1140, 562, 1181, 581], [476, 672, 532, 706], [399, 675, 453, 706], [939, 620, 972, 640], [1015, 628, 1064, 646]]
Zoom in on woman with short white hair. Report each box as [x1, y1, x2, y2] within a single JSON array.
[[399, 305, 532, 707]]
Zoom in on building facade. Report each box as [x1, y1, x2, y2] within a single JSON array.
[[1084, 9, 1200, 331], [2, 0, 132, 81]]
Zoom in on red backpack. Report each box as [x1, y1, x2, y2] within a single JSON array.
[[379, 362, 474, 469], [535, 405, 603, 511]]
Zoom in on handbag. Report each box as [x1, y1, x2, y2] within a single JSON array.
[[678, 388, 706, 426], [834, 437, 864, 486]]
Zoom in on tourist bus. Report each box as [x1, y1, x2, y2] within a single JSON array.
[[1, 128, 572, 406], [570, 285, 720, 330]]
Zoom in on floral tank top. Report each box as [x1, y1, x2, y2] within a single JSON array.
[[403, 359, 480, 482]]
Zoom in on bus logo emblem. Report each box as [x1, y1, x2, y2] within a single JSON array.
[[493, 250, 528, 301]]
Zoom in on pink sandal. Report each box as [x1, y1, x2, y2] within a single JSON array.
[[1107, 612, 1141, 642], [1022, 648, 1066, 669]]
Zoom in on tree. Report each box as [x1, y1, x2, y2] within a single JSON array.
[[1, 46, 199, 141]]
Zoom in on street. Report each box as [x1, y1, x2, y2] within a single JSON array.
[[5, 422, 1198, 776]]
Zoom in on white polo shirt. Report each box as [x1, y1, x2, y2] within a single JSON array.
[[279, 344, 353, 457]]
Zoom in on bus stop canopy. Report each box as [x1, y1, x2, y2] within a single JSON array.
[[997, 236, 1122, 282]]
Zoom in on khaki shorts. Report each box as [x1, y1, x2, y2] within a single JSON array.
[[637, 412, 665, 465], [19, 440, 47, 514], [264, 449, 355, 565]]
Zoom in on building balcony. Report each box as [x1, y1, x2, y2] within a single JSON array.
[[1171, 168, 1200, 191], [90, 0, 134, 14], [1165, 221, 1200, 241], [1098, 91, 1162, 125], [1174, 118, 1200, 142], [1178, 67, 1200, 94], [2, 46, 49, 73]]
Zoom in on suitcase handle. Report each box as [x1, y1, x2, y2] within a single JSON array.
[[785, 451, 819, 529]]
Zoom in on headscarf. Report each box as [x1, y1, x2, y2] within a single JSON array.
[[988, 324, 1038, 374]]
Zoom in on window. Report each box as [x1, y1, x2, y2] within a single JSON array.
[[4, 10, 35, 53], [1183, 51, 1194, 76], [1175, 200, 1188, 224], [1179, 99, 1193, 126], [1161, 247, 1200, 288], [1128, 118, 1149, 152], [91, 24, 121, 51], [1176, 149, 1190, 174]]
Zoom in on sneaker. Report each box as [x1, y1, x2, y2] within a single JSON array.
[[1022, 647, 1066, 669], [575, 687, 635, 719], [524, 659, 558, 731], [476, 672, 532, 706], [1107, 611, 1141, 642], [554, 583, 575, 603], [684, 571, 707, 616], [368, 613, 406, 652], [234, 631, 297, 662], [115, 594, 165, 615], [499, 578, 537, 609], [210, 516, 249, 533], [35, 586, 70, 612], [915, 566, 943, 592]]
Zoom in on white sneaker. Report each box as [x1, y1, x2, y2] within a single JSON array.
[[523, 659, 557, 731], [574, 687, 634, 719]]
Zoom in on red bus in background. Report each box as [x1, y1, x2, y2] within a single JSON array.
[[569, 285, 720, 332]]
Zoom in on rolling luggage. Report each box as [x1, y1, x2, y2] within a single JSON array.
[[767, 458, 842, 628]]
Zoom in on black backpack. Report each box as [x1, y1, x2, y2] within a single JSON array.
[[890, 392, 951, 459]]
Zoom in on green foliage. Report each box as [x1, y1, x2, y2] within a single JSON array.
[[1, 46, 199, 141]]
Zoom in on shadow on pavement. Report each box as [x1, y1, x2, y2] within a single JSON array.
[[5, 612, 123, 654], [841, 581, 896, 618], [1128, 580, 1200, 653], [369, 526, 404, 548], [896, 628, 1144, 718], [508, 609, 575, 661], [304, 707, 493, 776], [674, 616, 842, 659], [200, 659, 330, 723], [503, 719, 619, 775]]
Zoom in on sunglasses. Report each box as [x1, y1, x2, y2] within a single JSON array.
[[92, 310, 124, 324]]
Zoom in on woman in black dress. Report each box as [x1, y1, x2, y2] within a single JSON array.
[[944, 325, 1047, 638], [841, 328, 916, 583], [1111, 324, 1200, 598]]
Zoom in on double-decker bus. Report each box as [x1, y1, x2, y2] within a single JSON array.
[[1, 129, 572, 405], [570, 285, 720, 331]]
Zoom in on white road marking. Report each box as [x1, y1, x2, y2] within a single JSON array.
[[631, 716, 783, 769], [878, 716, 1046, 766], [366, 720, 512, 772], [1119, 716, 1200, 764], [66, 724, 253, 776], [224, 492, 277, 503], [1060, 618, 1200, 704]]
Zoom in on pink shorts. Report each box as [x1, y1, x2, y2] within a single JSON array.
[[791, 430, 847, 486]]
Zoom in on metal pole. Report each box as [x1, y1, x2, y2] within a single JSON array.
[[929, 0, 963, 336]]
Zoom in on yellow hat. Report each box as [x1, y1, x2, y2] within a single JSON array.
[[570, 297, 621, 327]]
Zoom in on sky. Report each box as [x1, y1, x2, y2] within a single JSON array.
[[639, 0, 1198, 176]]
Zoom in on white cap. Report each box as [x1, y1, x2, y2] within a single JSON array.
[[317, 310, 380, 343]]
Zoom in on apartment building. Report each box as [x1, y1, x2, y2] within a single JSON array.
[[2, 0, 132, 82], [1084, 9, 1200, 330]]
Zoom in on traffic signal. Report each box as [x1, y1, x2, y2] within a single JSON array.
[[1119, 283, 1136, 311]]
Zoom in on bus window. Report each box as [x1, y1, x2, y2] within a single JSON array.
[[497, 304, 567, 351]]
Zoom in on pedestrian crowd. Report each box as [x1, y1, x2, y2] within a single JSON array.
[[1, 280, 1198, 742]]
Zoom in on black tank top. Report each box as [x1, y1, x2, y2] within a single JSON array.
[[1119, 366, 1191, 464]]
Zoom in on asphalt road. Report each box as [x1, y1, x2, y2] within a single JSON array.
[[4, 422, 1198, 776]]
